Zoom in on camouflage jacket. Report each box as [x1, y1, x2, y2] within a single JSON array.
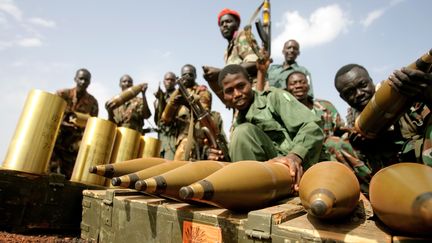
[[224, 30, 259, 66], [56, 87, 98, 118], [175, 84, 212, 143], [312, 99, 344, 137], [53, 87, 98, 157], [113, 96, 146, 134], [346, 104, 431, 171], [161, 84, 212, 141]]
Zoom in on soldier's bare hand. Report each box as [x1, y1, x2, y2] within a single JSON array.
[[208, 148, 224, 161], [388, 67, 431, 98], [172, 94, 187, 107], [202, 66, 221, 83], [348, 130, 368, 150], [105, 99, 119, 111], [267, 153, 303, 191], [256, 48, 272, 73]]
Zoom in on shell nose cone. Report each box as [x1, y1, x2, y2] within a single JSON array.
[[88, 166, 97, 173], [111, 177, 121, 186], [135, 180, 147, 191], [179, 186, 193, 200], [310, 200, 328, 217]]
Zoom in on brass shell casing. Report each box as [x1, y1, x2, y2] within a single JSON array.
[[299, 161, 360, 219], [370, 163, 432, 236], [3, 89, 66, 174], [70, 117, 117, 185], [355, 49, 432, 139], [110, 127, 142, 164], [139, 136, 162, 158]]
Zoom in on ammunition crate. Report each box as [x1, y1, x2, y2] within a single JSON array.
[[81, 189, 306, 243], [81, 189, 431, 243], [0, 168, 104, 233]]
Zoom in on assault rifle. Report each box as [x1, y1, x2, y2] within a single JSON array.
[[176, 76, 231, 162], [154, 83, 166, 126], [255, 0, 271, 55], [245, 0, 271, 59]]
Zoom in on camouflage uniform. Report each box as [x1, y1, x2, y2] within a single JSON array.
[[312, 99, 345, 137], [224, 29, 260, 129], [112, 96, 146, 134], [230, 88, 324, 169], [154, 90, 176, 160], [267, 62, 314, 97], [51, 87, 99, 179], [224, 29, 259, 66], [164, 85, 212, 161], [422, 114, 432, 166], [307, 99, 345, 162], [343, 104, 431, 194], [297, 98, 372, 192]]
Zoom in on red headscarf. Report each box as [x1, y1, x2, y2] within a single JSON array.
[[217, 8, 241, 26]]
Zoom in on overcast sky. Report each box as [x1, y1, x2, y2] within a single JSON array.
[[1, 0, 431, 162]]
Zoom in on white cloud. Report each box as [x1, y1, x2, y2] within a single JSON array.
[[0, 1, 56, 51], [17, 37, 42, 47], [272, 4, 351, 60], [0, 0, 22, 21], [28, 17, 56, 28], [360, 0, 404, 28], [360, 9, 384, 28]]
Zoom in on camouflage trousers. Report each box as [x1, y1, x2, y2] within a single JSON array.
[[324, 136, 372, 194], [421, 115, 432, 166]]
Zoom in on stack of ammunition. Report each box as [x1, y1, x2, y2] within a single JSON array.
[[137, 160, 228, 200], [88, 156, 432, 238], [90, 159, 295, 211]]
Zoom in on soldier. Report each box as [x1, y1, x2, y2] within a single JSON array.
[[284, 70, 374, 186], [209, 64, 324, 191], [50, 68, 99, 179], [106, 74, 151, 134], [202, 8, 259, 102], [286, 71, 344, 137], [267, 40, 313, 98], [161, 64, 213, 161], [334, 64, 432, 178], [154, 71, 177, 159]]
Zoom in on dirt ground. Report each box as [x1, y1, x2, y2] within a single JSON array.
[[0, 231, 84, 243]]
